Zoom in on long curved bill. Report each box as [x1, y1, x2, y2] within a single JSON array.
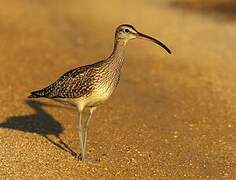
[[137, 32, 172, 54]]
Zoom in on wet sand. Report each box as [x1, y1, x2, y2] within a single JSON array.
[[0, 0, 235, 179]]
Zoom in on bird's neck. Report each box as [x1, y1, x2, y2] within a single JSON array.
[[107, 39, 126, 68]]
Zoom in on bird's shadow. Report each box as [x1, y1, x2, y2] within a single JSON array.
[[0, 99, 77, 157]]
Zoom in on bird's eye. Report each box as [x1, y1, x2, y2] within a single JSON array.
[[125, 29, 130, 33]]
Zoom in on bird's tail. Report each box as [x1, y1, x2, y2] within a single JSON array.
[[28, 91, 43, 98]]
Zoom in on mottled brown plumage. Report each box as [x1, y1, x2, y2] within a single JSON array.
[[29, 24, 171, 161], [30, 62, 103, 98]]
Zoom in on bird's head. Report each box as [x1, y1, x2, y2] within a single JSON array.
[[115, 24, 171, 54]]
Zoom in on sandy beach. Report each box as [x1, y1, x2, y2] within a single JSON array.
[[0, 0, 235, 179]]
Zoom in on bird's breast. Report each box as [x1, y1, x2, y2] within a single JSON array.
[[85, 71, 120, 106], [95, 73, 119, 97]]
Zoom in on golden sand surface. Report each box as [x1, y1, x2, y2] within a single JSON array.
[[0, 0, 235, 179]]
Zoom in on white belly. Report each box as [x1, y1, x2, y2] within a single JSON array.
[[72, 70, 120, 110], [87, 83, 114, 106], [72, 81, 115, 110]]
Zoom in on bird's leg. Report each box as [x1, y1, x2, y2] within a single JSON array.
[[77, 107, 96, 161], [81, 107, 96, 160], [77, 110, 84, 160]]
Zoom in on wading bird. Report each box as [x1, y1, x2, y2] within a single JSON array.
[[29, 24, 171, 161]]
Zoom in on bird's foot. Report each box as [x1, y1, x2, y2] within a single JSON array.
[[75, 153, 83, 161], [75, 153, 100, 163], [70, 151, 77, 158]]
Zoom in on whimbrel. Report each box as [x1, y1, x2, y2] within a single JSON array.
[[29, 24, 171, 161]]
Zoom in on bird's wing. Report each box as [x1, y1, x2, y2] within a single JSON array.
[[31, 64, 96, 98]]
